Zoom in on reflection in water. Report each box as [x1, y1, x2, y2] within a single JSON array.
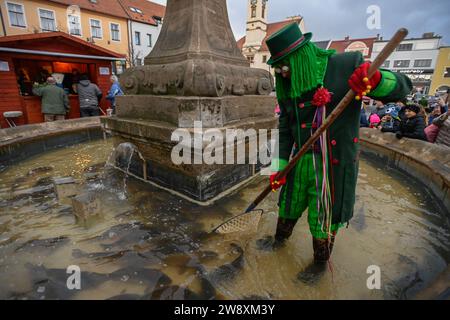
[[0, 139, 448, 300]]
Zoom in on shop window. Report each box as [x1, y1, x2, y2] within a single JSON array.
[[381, 60, 390, 68], [414, 59, 432, 68], [396, 43, 413, 51], [393, 60, 410, 68], [90, 19, 102, 39], [7, 2, 26, 28], [39, 9, 55, 32]]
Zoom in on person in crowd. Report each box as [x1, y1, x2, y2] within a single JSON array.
[[395, 104, 427, 141], [380, 106, 401, 132], [32, 77, 69, 122], [106, 75, 124, 115], [77, 74, 103, 117], [360, 106, 369, 128], [430, 109, 450, 146], [369, 113, 381, 128], [375, 100, 387, 118]]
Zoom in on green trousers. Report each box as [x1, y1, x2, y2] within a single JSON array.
[[278, 152, 344, 239]]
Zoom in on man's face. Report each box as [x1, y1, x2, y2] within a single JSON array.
[[274, 60, 291, 79], [405, 109, 417, 119]]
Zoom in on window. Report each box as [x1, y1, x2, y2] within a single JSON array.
[[7, 2, 26, 28], [251, 6, 256, 18], [130, 7, 142, 14], [396, 43, 413, 51], [110, 23, 120, 41], [68, 14, 81, 35], [38, 9, 55, 32], [445, 67, 450, 78], [381, 60, 390, 68], [247, 56, 254, 64], [136, 58, 142, 66], [90, 19, 102, 39], [147, 34, 152, 47], [393, 60, 410, 68], [135, 31, 141, 45], [262, 55, 267, 63], [414, 59, 432, 68]]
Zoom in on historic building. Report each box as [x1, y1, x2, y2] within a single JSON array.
[[371, 33, 442, 94], [430, 46, 450, 95], [0, 0, 165, 71], [237, 0, 305, 71]]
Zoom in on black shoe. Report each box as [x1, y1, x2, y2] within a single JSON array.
[[256, 236, 285, 251], [297, 261, 328, 285]]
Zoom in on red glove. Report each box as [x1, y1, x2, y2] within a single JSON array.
[[270, 172, 287, 191], [348, 62, 381, 101]]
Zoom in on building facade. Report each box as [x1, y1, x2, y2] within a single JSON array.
[[371, 33, 442, 94], [0, 0, 166, 72], [118, 0, 164, 67], [237, 0, 305, 72], [430, 46, 450, 95]]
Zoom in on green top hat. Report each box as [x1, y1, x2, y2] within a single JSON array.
[[266, 23, 313, 66]]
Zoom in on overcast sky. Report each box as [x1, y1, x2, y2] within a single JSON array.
[[151, 0, 450, 45]]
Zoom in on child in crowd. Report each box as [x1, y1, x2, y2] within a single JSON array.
[[395, 104, 427, 141], [380, 106, 401, 132], [369, 113, 381, 128]]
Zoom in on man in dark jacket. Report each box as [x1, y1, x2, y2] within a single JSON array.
[[77, 74, 103, 117], [395, 104, 427, 141]]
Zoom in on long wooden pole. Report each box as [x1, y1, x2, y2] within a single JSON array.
[[245, 28, 409, 213]]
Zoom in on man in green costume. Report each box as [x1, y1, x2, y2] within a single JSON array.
[[258, 23, 412, 281]]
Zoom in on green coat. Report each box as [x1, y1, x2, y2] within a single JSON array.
[[274, 52, 412, 224], [33, 84, 69, 115]]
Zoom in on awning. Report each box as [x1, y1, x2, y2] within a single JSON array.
[[0, 47, 126, 62]]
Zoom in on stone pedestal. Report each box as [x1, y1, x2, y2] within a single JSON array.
[[101, 0, 277, 203]]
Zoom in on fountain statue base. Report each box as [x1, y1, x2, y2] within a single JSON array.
[[101, 95, 277, 203]]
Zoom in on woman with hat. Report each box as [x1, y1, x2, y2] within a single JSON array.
[[259, 23, 412, 282]]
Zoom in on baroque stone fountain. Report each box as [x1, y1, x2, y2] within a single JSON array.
[[101, 0, 277, 203]]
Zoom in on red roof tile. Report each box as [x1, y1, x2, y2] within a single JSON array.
[[118, 0, 166, 26], [48, 0, 129, 19]]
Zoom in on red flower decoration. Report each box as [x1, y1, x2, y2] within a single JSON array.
[[312, 87, 332, 107]]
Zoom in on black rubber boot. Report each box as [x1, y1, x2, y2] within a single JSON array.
[[256, 218, 297, 251], [297, 235, 336, 285]]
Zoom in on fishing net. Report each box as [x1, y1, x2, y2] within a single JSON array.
[[212, 210, 264, 234]]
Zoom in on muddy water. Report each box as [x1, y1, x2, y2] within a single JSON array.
[[0, 139, 448, 300]]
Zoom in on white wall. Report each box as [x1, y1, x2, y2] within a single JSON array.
[[129, 20, 162, 66]]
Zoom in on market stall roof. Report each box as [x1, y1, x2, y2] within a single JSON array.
[[0, 32, 126, 61]]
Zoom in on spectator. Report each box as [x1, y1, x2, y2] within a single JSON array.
[[106, 75, 124, 115], [32, 77, 69, 122], [360, 107, 369, 128], [434, 110, 450, 147], [77, 74, 103, 117], [374, 100, 387, 118], [380, 106, 401, 133], [369, 113, 381, 128], [395, 104, 427, 141]]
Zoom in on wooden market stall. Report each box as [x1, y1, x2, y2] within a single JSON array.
[[0, 32, 126, 128]]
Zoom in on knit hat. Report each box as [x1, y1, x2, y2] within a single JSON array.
[[369, 114, 381, 124], [386, 106, 400, 118]]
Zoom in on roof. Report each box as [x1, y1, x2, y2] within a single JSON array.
[[237, 17, 303, 52], [118, 0, 166, 26], [313, 40, 331, 50], [375, 36, 442, 42], [48, 0, 129, 19], [329, 37, 377, 58], [0, 32, 125, 58]]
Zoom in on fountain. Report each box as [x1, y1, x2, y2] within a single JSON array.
[[101, 0, 277, 203]]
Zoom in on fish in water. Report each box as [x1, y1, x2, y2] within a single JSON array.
[[14, 236, 69, 253], [201, 242, 244, 283]]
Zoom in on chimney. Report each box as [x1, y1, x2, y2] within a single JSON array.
[[422, 32, 434, 39], [345, 36, 350, 41], [376, 33, 380, 40]]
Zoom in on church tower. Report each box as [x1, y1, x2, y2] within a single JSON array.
[[243, 0, 268, 63]]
